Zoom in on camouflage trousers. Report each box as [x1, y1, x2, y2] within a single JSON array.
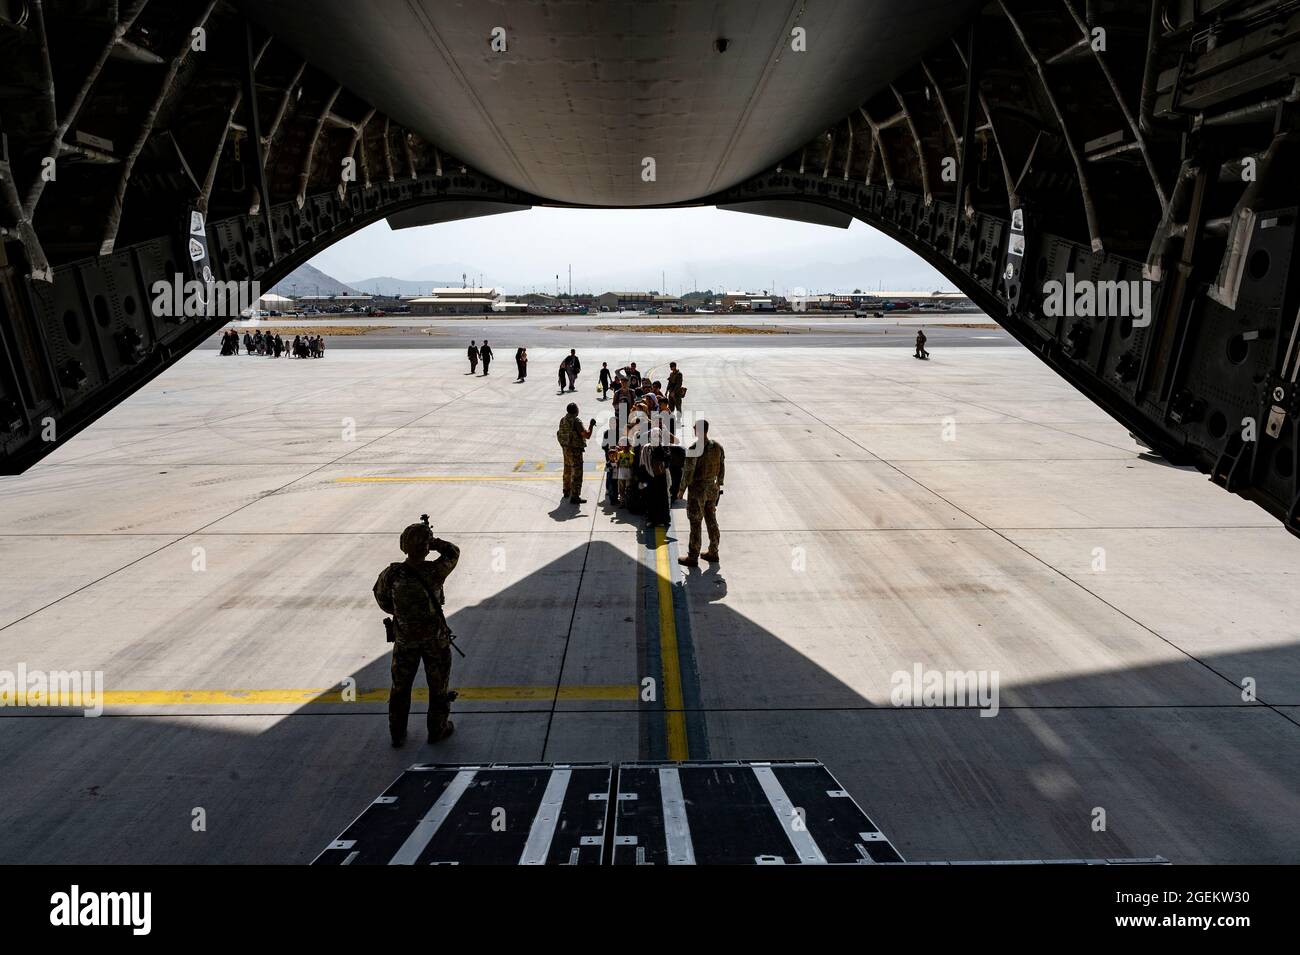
[[389, 639, 452, 739], [686, 488, 720, 557], [562, 448, 584, 497]]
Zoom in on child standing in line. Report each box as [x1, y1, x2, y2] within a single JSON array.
[[616, 442, 634, 506], [604, 444, 619, 504]]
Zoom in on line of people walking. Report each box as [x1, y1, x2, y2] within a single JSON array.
[[555, 356, 723, 565], [220, 329, 326, 358], [459, 339, 715, 559]]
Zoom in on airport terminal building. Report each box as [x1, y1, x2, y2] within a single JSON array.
[[408, 287, 504, 315], [597, 291, 682, 311]]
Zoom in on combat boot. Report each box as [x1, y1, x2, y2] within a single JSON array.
[[701, 550, 720, 562], [431, 721, 455, 743], [678, 554, 699, 567]]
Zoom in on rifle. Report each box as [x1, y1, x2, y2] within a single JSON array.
[[383, 613, 467, 658]]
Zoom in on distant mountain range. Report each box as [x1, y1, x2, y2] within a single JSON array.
[[269, 266, 472, 298], [268, 263, 357, 297], [271, 256, 952, 300]]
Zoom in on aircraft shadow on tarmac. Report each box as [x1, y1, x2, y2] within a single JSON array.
[[1135, 452, 1201, 472], [0, 531, 1297, 865]]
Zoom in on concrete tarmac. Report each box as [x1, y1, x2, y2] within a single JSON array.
[[1, 337, 1297, 863]]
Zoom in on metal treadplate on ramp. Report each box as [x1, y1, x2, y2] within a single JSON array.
[[314, 758, 1167, 866], [611, 759, 904, 865], [313, 763, 613, 865], [314, 758, 906, 865]]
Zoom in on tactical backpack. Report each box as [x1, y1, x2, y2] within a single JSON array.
[[374, 562, 448, 643]]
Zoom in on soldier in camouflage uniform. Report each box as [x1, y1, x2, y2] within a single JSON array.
[[373, 523, 461, 746], [666, 362, 685, 414], [557, 402, 595, 505], [678, 419, 724, 566]]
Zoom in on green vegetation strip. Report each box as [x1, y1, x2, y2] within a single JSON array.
[[245, 325, 399, 336]]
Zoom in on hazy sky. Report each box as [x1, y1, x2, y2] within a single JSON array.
[[306, 205, 953, 296]]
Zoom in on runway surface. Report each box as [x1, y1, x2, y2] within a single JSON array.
[[205, 311, 1008, 350], [1, 337, 1297, 863]]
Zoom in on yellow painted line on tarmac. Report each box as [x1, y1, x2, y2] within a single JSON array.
[[653, 525, 689, 760], [335, 464, 602, 485], [4, 685, 638, 707]]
